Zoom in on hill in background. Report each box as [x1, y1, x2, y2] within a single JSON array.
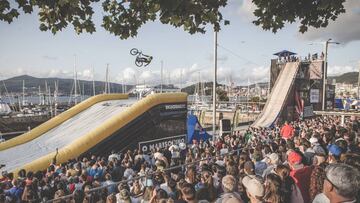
[[0, 75, 133, 95], [329, 72, 359, 84]]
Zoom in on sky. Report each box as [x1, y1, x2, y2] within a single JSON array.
[[0, 0, 359, 86]]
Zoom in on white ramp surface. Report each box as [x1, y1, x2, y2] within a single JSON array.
[[252, 62, 300, 127], [0, 100, 133, 173]]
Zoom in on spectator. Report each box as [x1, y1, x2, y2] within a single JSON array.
[[1, 115, 358, 203], [242, 176, 264, 203], [262, 153, 279, 178], [323, 163, 360, 203], [280, 121, 294, 140], [263, 173, 284, 203], [288, 151, 313, 203], [275, 164, 303, 203], [5, 179, 23, 202], [309, 163, 327, 202], [216, 175, 243, 203]]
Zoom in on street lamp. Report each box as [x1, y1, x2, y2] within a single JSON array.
[[323, 38, 340, 111], [213, 31, 218, 140], [310, 39, 340, 111]]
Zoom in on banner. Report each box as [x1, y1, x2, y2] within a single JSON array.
[[309, 61, 323, 79], [303, 106, 314, 118], [138, 135, 186, 153], [310, 89, 320, 103]]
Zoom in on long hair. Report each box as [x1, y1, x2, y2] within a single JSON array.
[[201, 171, 216, 201], [275, 164, 294, 203], [263, 173, 284, 203], [309, 163, 327, 201]]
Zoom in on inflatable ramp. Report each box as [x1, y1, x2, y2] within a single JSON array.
[[0, 93, 187, 175], [252, 62, 300, 127]]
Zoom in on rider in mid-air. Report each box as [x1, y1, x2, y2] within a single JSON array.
[[130, 48, 153, 67], [142, 55, 153, 66]]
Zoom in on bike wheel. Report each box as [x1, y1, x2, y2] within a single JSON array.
[[135, 60, 143, 67], [130, 48, 139, 55]]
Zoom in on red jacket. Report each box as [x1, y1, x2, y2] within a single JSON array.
[[290, 166, 313, 203], [281, 124, 294, 139]]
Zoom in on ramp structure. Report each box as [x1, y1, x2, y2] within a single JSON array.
[[0, 93, 187, 175], [252, 62, 300, 127]]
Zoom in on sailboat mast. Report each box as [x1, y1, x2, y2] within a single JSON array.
[[49, 86, 53, 117], [22, 80, 25, 106], [180, 69, 183, 90], [92, 67, 96, 96], [54, 81, 58, 116], [247, 78, 250, 112], [38, 85, 41, 105], [74, 55, 78, 105], [105, 64, 109, 94], [45, 81, 48, 105], [160, 61, 163, 93]]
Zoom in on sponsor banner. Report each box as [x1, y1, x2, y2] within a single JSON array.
[[160, 103, 187, 117], [303, 106, 314, 118], [164, 104, 186, 110], [309, 61, 323, 79], [138, 135, 186, 153], [310, 89, 320, 103]]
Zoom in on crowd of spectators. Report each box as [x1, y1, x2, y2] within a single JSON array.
[[1, 115, 360, 203]]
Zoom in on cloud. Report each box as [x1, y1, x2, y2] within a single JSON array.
[[236, 0, 257, 22], [299, 0, 360, 44], [111, 63, 269, 87], [42, 55, 58, 61], [236, 0, 360, 44], [207, 54, 228, 62], [328, 65, 357, 76]]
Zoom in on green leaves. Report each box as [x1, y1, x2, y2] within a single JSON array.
[[0, 0, 229, 39], [252, 0, 346, 33], [0, 0, 345, 39], [0, 0, 19, 23]]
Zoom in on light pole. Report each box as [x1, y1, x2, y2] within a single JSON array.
[[358, 61, 360, 100], [310, 39, 340, 110], [322, 38, 340, 111], [213, 31, 218, 140]]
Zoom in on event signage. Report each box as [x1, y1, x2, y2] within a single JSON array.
[[310, 89, 320, 103], [138, 135, 186, 153], [303, 106, 314, 118]]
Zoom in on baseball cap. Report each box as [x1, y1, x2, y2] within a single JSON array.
[[287, 151, 302, 165], [179, 142, 186, 150], [242, 176, 264, 197], [327, 144, 342, 157], [266, 153, 279, 164], [309, 137, 318, 144]]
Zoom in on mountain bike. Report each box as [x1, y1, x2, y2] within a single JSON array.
[[130, 48, 153, 67]]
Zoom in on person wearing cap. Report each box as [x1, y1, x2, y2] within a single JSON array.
[[313, 163, 360, 203], [242, 175, 264, 203], [216, 175, 243, 203], [327, 144, 343, 163], [288, 151, 313, 203], [308, 137, 326, 155], [280, 121, 294, 140], [304, 137, 326, 165], [262, 153, 279, 178]]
